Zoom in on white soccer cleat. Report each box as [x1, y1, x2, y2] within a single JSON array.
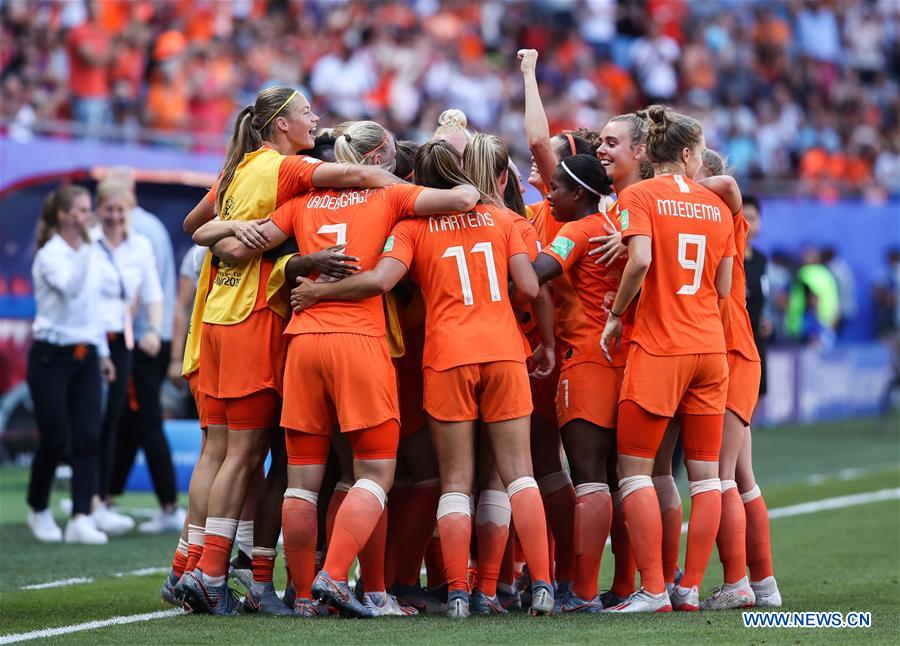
[[604, 588, 672, 613], [669, 584, 700, 611], [138, 507, 187, 534], [750, 576, 782, 608], [27, 509, 62, 543], [65, 515, 108, 544], [363, 592, 418, 616], [700, 577, 756, 610], [92, 503, 134, 536]]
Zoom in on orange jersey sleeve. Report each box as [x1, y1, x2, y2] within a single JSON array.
[[618, 175, 735, 356], [275, 155, 323, 206], [511, 212, 542, 261], [283, 184, 424, 337], [382, 205, 528, 371], [205, 179, 220, 205], [723, 208, 760, 361]]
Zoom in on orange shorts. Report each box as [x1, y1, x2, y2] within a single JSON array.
[[205, 389, 281, 430], [556, 361, 625, 429], [286, 420, 400, 466], [187, 372, 207, 429], [726, 351, 761, 426], [619, 344, 728, 417], [281, 333, 399, 436], [527, 328, 559, 425], [199, 308, 287, 399], [395, 324, 426, 439], [424, 361, 532, 423]]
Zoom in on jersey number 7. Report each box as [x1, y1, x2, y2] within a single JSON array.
[[442, 242, 502, 306]]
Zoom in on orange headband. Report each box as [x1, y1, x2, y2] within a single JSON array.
[[564, 133, 577, 156], [363, 131, 390, 158]]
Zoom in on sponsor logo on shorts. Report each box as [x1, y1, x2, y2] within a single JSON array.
[[550, 236, 575, 259]]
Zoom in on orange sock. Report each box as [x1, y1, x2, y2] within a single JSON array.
[[610, 494, 636, 597], [172, 539, 189, 577], [436, 492, 471, 591], [680, 480, 722, 590], [474, 490, 511, 597], [572, 484, 612, 600], [358, 508, 388, 592], [743, 486, 774, 581], [325, 482, 351, 547], [323, 480, 387, 582], [393, 479, 440, 587], [251, 548, 277, 584], [424, 532, 445, 589], [282, 491, 318, 599], [196, 517, 237, 579], [619, 476, 664, 595], [717, 482, 747, 584], [498, 522, 516, 589], [185, 523, 204, 573], [539, 472, 577, 584], [653, 475, 683, 584], [508, 478, 551, 584]]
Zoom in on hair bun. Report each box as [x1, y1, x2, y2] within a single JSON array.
[[438, 108, 468, 130]]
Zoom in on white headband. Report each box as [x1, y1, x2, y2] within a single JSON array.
[[560, 160, 602, 196]]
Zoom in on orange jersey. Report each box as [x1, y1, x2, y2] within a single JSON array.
[[270, 184, 425, 337], [382, 205, 529, 371], [542, 212, 633, 367], [511, 210, 541, 340], [723, 208, 760, 361], [619, 175, 736, 356], [528, 199, 591, 363]]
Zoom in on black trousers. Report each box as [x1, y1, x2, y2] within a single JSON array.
[[26, 341, 102, 516], [109, 340, 177, 506], [99, 334, 132, 499]]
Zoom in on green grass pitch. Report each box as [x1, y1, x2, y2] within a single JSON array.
[[1, 415, 898, 644]]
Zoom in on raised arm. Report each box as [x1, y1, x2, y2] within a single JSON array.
[[290, 257, 408, 312], [518, 49, 559, 191], [698, 175, 742, 215]]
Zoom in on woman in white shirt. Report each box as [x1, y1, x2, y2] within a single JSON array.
[[92, 181, 164, 535], [26, 185, 115, 545]]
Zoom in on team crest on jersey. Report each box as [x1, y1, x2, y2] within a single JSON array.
[[382, 235, 395, 252], [550, 236, 575, 259], [620, 209, 629, 230]]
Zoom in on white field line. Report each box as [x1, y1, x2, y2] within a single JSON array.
[[18, 581, 82, 591], [19, 567, 167, 591], [0, 610, 182, 645], [3, 486, 898, 644]]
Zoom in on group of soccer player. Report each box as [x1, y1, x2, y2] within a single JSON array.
[[158, 49, 781, 619]]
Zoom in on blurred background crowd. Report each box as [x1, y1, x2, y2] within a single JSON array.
[[2, 0, 899, 199]]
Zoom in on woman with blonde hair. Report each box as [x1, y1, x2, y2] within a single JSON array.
[[92, 180, 164, 538], [434, 108, 474, 156], [26, 185, 114, 545]]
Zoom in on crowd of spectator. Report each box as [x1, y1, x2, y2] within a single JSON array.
[[1, 0, 899, 198]]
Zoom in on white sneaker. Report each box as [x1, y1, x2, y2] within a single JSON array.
[[669, 584, 700, 611], [363, 591, 418, 616], [58, 498, 73, 516], [750, 576, 782, 608], [138, 507, 186, 534], [604, 588, 672, 613], [65, 515, 109, 544], [27, 509, 62, 543], [92, 503, 135, 536], [700, 577, 756, 610]]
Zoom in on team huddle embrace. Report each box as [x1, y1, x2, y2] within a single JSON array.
[[164, 49, 781, 620]]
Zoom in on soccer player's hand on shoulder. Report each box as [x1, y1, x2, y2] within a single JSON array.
[[305, 245, 361, 279], [588, 223, 626, 267], [518, 49, 538, 74], [291, 276, 321, 312]]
